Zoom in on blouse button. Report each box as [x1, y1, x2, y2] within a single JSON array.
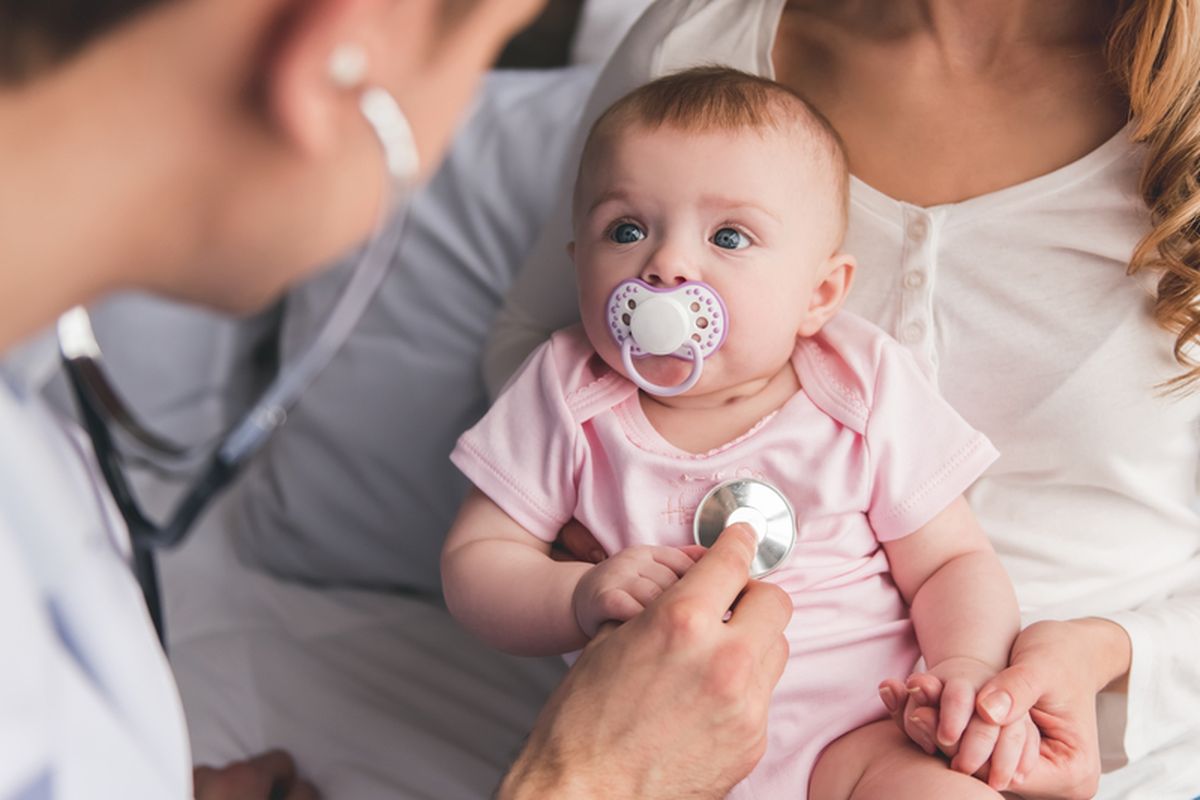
[[901, 321, 926, 344], [903, 270, 926, 290], [908, 217, 929, 240]]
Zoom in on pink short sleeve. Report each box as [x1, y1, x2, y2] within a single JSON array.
[[450, 338, 580, 542], [866, 340, 998, 541]]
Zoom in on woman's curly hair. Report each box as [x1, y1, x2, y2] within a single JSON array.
[[1110, 0, 1200, 391]]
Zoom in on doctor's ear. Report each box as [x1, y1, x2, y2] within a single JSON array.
[[798, 253, 855, 337], [265, 0, 443, 156], [566, 241, 576, 261]]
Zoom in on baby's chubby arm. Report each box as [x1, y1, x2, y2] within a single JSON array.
[[881, 495, 1032, 788], [442, 488, 699, 656], [442, 488, 593, 656]]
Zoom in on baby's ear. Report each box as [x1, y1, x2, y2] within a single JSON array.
[[566, 241, 576, 262], [798, 253, 855, 337]]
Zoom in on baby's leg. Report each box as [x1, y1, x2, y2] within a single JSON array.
[[810, 720, 1003, 800]]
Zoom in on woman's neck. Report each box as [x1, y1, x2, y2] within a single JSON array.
[[791, 0, 1116, 71]]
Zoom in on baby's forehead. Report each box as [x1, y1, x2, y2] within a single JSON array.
[[577, 120, 830, 202]]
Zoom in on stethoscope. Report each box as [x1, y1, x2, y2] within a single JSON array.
[[57, 85, 419, 646], [608, 278, 798, 576]]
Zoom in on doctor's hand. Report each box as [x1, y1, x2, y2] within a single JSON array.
[[498, 524, 792, 800], [193, 750, 319, 800]]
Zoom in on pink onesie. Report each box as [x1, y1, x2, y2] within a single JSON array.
[[451, 312, 998, 798]]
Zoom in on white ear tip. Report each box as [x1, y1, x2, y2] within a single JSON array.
[[328, 42, 369, 89]]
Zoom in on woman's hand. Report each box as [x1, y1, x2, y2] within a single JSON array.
[[498, 525, 792, 800], [882, 618, 1131, 800], [551, 518, 608, 563], [193, 750, 318, 799], [973, 618, 1129, 800]]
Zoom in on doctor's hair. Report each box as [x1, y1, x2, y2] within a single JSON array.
[[0, 0, 490, 84], [0, 0, 166, 81], [575, 66, 850, 239]]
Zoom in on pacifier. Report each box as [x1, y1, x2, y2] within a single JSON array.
[[606, 279, 729, 396]]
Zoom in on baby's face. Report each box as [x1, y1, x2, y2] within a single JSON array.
[[572, 123, 847, 398]]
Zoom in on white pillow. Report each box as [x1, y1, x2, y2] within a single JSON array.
[[232, 67, 598, 592]]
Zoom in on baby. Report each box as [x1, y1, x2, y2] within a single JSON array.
[[443, 67, 1025, 799]]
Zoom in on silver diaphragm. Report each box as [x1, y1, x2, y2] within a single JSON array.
[[693, 478, 796, 578]]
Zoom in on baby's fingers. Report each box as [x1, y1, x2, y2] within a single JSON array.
[[934, 677, 976, 753], [949, 717, 1000, 778], [904, 672, 944, 710], [651, 546, 700, 577], [591, 588, 644, 629], [983, 720, 1026, 791], [640, 560, 686, 592], [625, 577, 668, 609]]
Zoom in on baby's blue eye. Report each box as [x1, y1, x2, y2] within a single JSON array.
[[610, 222, 646, 244], [712, 227, 750, 250]]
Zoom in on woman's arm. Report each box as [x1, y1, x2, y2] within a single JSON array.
[[441, 487, 591, 656]]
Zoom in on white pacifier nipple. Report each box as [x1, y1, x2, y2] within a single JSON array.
[[607, 279, 729, 397], [630, 296, 691, 355]]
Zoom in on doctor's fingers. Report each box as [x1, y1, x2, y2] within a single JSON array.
[[725, 580, 792, 669], [667, 523, 758, 617]]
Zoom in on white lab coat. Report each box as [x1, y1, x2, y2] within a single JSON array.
[[0, 334, 192, 798]]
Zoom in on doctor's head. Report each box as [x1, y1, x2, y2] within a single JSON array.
[[0, 0, 543, 314], [569, 67, 856, 399]]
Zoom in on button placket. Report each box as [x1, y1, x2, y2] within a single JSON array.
[[898, 205, 940, 372]]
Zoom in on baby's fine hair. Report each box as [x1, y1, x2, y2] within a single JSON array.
[[577, 66, 850, 230]]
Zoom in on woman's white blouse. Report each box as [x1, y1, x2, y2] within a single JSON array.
[[485, 1, 1200, 796], [0, 335, 192, 798]]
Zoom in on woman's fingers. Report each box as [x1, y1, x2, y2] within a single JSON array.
[[950, 718, 1000, 777], [1016, 716, 1041, 784], [977, 661, 1042, 726], [559, 519, 606, 563], [984, 720, 1026, 791]]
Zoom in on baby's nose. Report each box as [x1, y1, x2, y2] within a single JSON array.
[[640, 246, 696, 287]]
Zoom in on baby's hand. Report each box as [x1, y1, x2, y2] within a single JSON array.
[[572, 545, 701, 637], [879, 661, 1041, 791]]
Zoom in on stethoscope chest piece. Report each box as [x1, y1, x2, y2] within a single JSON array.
[[693, 478, 796, 578]]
